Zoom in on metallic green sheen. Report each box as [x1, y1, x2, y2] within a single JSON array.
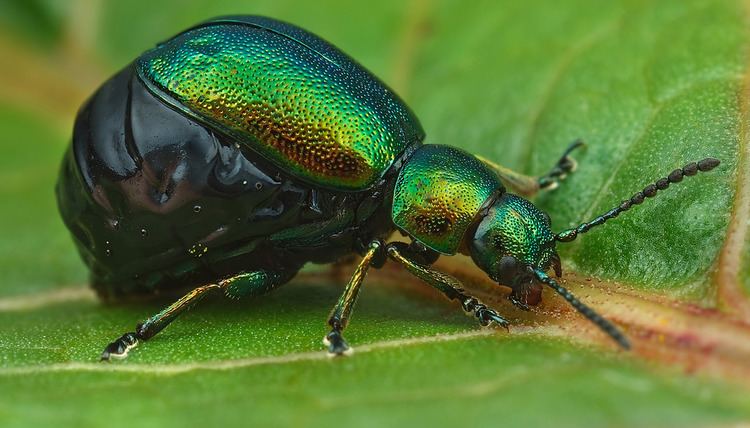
[[392, 145, 504, 255], [136, 17, 423, 191], [471, 193, 556, 277]]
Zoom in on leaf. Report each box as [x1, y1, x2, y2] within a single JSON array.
[[410, 0, 743, 296], [1, 1, 749, 427], [0, 0, 63, 48]]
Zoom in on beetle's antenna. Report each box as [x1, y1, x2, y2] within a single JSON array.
[[531, 267, 630, 349], [555, 158, 720, 242]]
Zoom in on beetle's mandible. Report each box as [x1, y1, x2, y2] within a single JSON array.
[[55, 16, 720, 359]]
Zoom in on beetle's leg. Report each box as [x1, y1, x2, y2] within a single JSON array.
[[100, 283, 222, 361], [477, 139, 584, 196], [325, 240, 384, 356], [386, 242, 510, 328], [537, 139, 585, 190], [101, 270, 284, 361], [476, 155, 540, 197]]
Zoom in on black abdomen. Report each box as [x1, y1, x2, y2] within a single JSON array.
[[56, 65, 397, 300]]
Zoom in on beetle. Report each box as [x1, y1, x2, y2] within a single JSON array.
[[56, 15, 720, 360]]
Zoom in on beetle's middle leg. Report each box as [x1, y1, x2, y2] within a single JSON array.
[[477, 139, 584, 196], [325, 240, 385, 356], [101, 269, 286, 361]]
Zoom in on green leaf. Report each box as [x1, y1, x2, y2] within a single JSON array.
[[410, 0, 743, 296], [1, 1, 749, 427], [0, 0, 63, 48]]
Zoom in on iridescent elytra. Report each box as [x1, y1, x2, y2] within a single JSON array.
[[55, 15, 720, 360]]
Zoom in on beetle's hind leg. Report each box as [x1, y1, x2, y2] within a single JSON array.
[[477, 139, 584, 196], [101, 270, 286, 361], [101, 283, 222, 360]]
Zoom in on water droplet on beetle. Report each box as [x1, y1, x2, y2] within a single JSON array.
[[255, 182, 263, 190], [193, 205, 202, 213], [241, 180, 248, 186], [140, 228, 148, 237]]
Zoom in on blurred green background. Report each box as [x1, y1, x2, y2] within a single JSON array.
[[1, 0, 749, 427]]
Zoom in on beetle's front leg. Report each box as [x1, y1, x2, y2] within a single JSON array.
[[324, 240, 385, 356], [537, 139, 585, 190], [386, 243, 509, 328], [477, 139, 584, 196]]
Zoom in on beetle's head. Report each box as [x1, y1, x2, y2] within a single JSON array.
[[463, 157, 720, 351], [468, 193, 560, 287]]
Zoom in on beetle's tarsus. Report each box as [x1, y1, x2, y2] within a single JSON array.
[[562, 158, 577, 173], [324, 330, 352, 356], [462, 297, 510, 328], [476, 307, 510, 328], [100, 332, 139, 361], [538, 139, 585, 190]]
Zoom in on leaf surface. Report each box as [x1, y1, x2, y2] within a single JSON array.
[[1, 1, 749, 427]]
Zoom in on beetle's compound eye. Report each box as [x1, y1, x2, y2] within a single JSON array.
[[499, 256, 538, 286], [496, 255, 526, 285]]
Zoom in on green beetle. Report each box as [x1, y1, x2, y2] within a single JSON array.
[[56, 16, 720, 359]]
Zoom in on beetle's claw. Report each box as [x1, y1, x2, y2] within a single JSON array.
[[323, 330, 352, 357], [100, 333, 139, 361], [476, 307, 510, 329]]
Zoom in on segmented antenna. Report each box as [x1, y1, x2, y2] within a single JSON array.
[[532, 268, 630, 349], [556, 158, 720, 242]]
